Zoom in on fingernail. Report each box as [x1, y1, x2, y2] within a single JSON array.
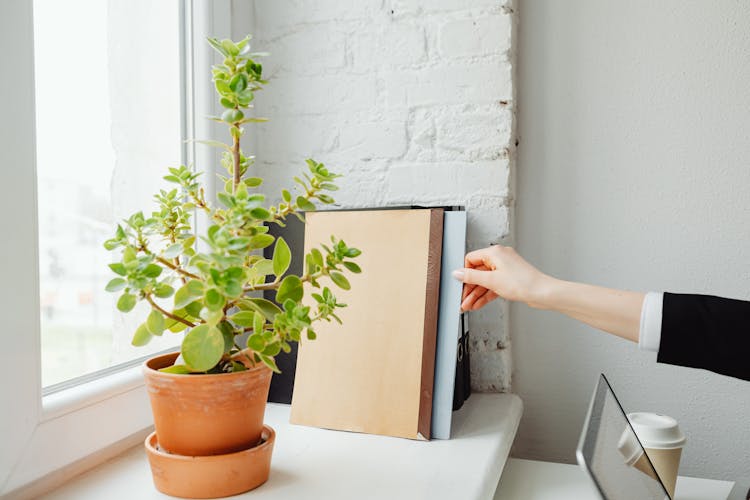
[[452, 269, 465, 281]]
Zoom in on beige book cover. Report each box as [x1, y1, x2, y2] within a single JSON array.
[[290, 209, 444, 440]]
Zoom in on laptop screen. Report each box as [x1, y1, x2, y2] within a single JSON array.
[[577, 374, 670, 500]]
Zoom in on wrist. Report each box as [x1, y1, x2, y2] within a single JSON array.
[[526, 274, 560, 309]]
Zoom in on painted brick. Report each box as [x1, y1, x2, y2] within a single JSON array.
[[384, 61, 512, 107], [384, 160, 509, 205], [338, 121, 408, 159], [388, 0, 506, 18], [351, 23, 427, 70], [254, 0, 384, 34], [439, 15, 512, 58], [257, 74, 378, 116], [435, 105, 512, 161], [261, 25, 347, 75]]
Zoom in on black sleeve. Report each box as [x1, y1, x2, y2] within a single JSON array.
[[657, 292, 750, 381]]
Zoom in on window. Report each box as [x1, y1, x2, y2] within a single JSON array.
[[0, 1, 232, 495], [34, 0, 185, 389]]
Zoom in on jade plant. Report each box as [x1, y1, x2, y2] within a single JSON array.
[[103, 35, 361, 374]]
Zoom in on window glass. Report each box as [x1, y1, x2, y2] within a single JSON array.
[[33, 0, 184, 387]]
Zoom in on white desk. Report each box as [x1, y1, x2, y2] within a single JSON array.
[[42, 393, 522, 500], [494, 458, 736, 500]]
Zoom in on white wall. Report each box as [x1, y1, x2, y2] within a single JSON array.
[[516, 0, 750, 479], [233, 0, 517, 391]]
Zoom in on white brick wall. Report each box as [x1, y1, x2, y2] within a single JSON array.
[[240, 0, 516, 392]]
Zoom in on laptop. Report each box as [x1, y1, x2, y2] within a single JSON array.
[[576, 374, 672, 500]]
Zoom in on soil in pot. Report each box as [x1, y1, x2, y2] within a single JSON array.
[[143, 352, 272, 456]]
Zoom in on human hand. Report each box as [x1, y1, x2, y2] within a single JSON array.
[[452, 245, 551, 311]]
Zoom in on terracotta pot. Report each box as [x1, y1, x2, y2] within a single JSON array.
[[145, 425, 275, 498], [143, 351, 272, 456]]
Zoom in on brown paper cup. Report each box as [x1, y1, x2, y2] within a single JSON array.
[[644, 447, 682, 499]]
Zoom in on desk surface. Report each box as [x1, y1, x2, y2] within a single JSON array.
[[494, 458, 735, 500], [43, 393, 522, 500]]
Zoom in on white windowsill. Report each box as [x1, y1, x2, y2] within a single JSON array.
[[42, 363, 148, 422], [40, 393, 523, 500]]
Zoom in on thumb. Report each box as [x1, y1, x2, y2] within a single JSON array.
[[452, 267, 494, 289]]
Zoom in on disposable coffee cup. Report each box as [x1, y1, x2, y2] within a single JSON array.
[[617, 427, 659, 481], [627, 412, 686, 498]]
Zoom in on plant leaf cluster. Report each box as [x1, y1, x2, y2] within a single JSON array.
[[103, 35, 361, 374]]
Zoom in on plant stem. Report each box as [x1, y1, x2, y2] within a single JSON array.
[[156, 256, 201, 281], [232, 126, 241, 191], [145, 295, 196, 328]]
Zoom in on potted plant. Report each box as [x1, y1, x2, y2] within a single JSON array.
[[103, 34, 361, 499]]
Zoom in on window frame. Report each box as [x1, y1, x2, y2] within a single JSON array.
[[0, 0, 231, 495]]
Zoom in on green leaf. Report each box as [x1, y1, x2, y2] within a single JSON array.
[[311, 248, 324, 267], [168, 320, 189, 333], [117, 293, 137, 312], [252, 259, 274, 276], [276, 275, 303, 303], [247, 333, 265, 352], [263, 342, 281, 357], [123, 247, 137, 263], [174, 280, 204, 308], [207, 37, 228, 56], [249, 234, 275, 249], [204, 288, 225, 311], [345, 248, 362, 258], [229, 73, 247, 92], [250, 207, 270, 220], [109, 263, 127, 276], [174, 285, 195, 309], [258, 354, 280, 373], [182, 324, 224, 372], [185, 300, 203, 318], [153, 283, 175, 298], [131, 323, 152, 346], [230, 311, 255, 327], [146, 309, 165, 336], [231, 361, 248, 372], [187, 279, 204, 295], [246, 177, 263, 187], [282, 189, 292, 202], [159, 365, 192, 374], [296, 196, 316, 211], [329, 272, 351, 290], [221, 39, 239, 56], [342, 261, 362, 273], [105, 278, 127, 292], [219, 321, 235, 353], [237, 297, 282, 322], [253, 311, 264, 337], [221, 108, 244, 123], [143, 264, 162, 278], [272, 237, 291, 277], [215, 79, 232, 95], [162, 243, 183, 259], [317, 194, 334, 204]]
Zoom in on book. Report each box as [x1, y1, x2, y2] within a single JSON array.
[[290, 209, 444, 440], [431, 210, 467, 439], [264, 215, 305, 404]]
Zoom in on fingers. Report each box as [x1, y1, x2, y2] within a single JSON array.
[[461, 283, 489, 311], [464, 247, 499, 270], [469, 291, 499, 310], [457, 267, 495, 289]]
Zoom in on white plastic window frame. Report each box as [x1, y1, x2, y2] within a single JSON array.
[[0, 1, 231, 495]]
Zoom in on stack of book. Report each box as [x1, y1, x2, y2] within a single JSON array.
[[265, 208, 470, 440]]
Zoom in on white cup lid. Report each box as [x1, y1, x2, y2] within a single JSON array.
[[627, 412, 686, 449], [617, 427, 644, 466]]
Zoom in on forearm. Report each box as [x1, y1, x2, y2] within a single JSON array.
[[535, 278, 645, 343]]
